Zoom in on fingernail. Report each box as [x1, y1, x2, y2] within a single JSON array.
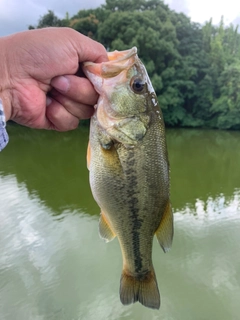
[[46, 97, 52, 106], [51, 76, 70, 93]]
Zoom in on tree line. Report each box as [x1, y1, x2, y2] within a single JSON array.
[[29, 0, 240, 130]]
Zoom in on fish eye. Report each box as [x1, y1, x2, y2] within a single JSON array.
[[131, 77, 145, 94]]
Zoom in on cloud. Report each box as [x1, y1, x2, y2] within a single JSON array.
[[187, 0, 240, 25], [232, 16, 240, 28], [0, 0, 239, 37], [0, 0, 43, 36], [0, 0, 105, 36], [166, 0, 189, 16]]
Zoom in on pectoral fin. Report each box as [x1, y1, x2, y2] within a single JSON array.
[[155, 201, 174, 253], [87, 142, 91, 170], [99, 212, 116, 242]]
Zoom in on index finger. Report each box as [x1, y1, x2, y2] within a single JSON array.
[[70, 29, 108, 64]]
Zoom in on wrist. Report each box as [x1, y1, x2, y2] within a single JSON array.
[[0, 36, 13, 122]]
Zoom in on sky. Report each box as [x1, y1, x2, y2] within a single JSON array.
[[0, 0, 240, 37]]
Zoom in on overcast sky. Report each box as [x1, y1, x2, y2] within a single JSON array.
[[0, 0, 240, 37]]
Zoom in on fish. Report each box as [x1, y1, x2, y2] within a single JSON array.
[[83, 47, 173, 310]]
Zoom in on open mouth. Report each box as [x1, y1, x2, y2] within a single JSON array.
[[83, 47, 138, 78]]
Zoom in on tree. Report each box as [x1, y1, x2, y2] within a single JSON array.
[[70, 14, 99, 38], [28, 10, 63, 29], [211, 63, 240, 129], [28, 1, 240, 130]]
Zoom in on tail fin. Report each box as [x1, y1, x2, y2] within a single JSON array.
[[119, 267, 160, 309]]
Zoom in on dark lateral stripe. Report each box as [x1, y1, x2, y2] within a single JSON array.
[[126, 150, 143, 273]]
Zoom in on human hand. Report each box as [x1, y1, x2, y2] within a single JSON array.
[[0, 27, 108, 131]]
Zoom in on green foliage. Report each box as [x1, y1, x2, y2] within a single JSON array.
[[30, 1, 240, 130], [70, 14, 99, 38], [28, 10, 64, 29]]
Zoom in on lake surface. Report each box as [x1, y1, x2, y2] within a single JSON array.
[[0, 125, 240, 320]]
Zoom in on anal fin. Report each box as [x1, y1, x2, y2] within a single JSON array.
[[155, 201, 174, 253], [99, 212, 116, 242]]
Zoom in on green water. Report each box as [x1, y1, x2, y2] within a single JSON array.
[[0, 125, 240, 320]]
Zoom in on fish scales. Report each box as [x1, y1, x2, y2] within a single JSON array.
[[83, 47, 173, 310]]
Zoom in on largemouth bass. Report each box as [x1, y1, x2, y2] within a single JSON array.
[[83, 47, 173, 310]]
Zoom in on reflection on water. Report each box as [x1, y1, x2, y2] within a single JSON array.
[[0, 126, 240, 320], [167, 128, 240, 211], [0, 125, 98, 215], [177, 189, 240, 222]]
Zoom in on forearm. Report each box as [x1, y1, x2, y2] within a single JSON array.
[[0, 35, 12, 122], [0, 98, 9, 151]]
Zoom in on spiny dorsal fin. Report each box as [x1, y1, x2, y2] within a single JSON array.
[[155, 201, 174, 253], [99, 213, 116, 242]]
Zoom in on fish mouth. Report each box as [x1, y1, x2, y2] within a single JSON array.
[[83, 47, 138, 78], [107, 47, 137, 62]]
